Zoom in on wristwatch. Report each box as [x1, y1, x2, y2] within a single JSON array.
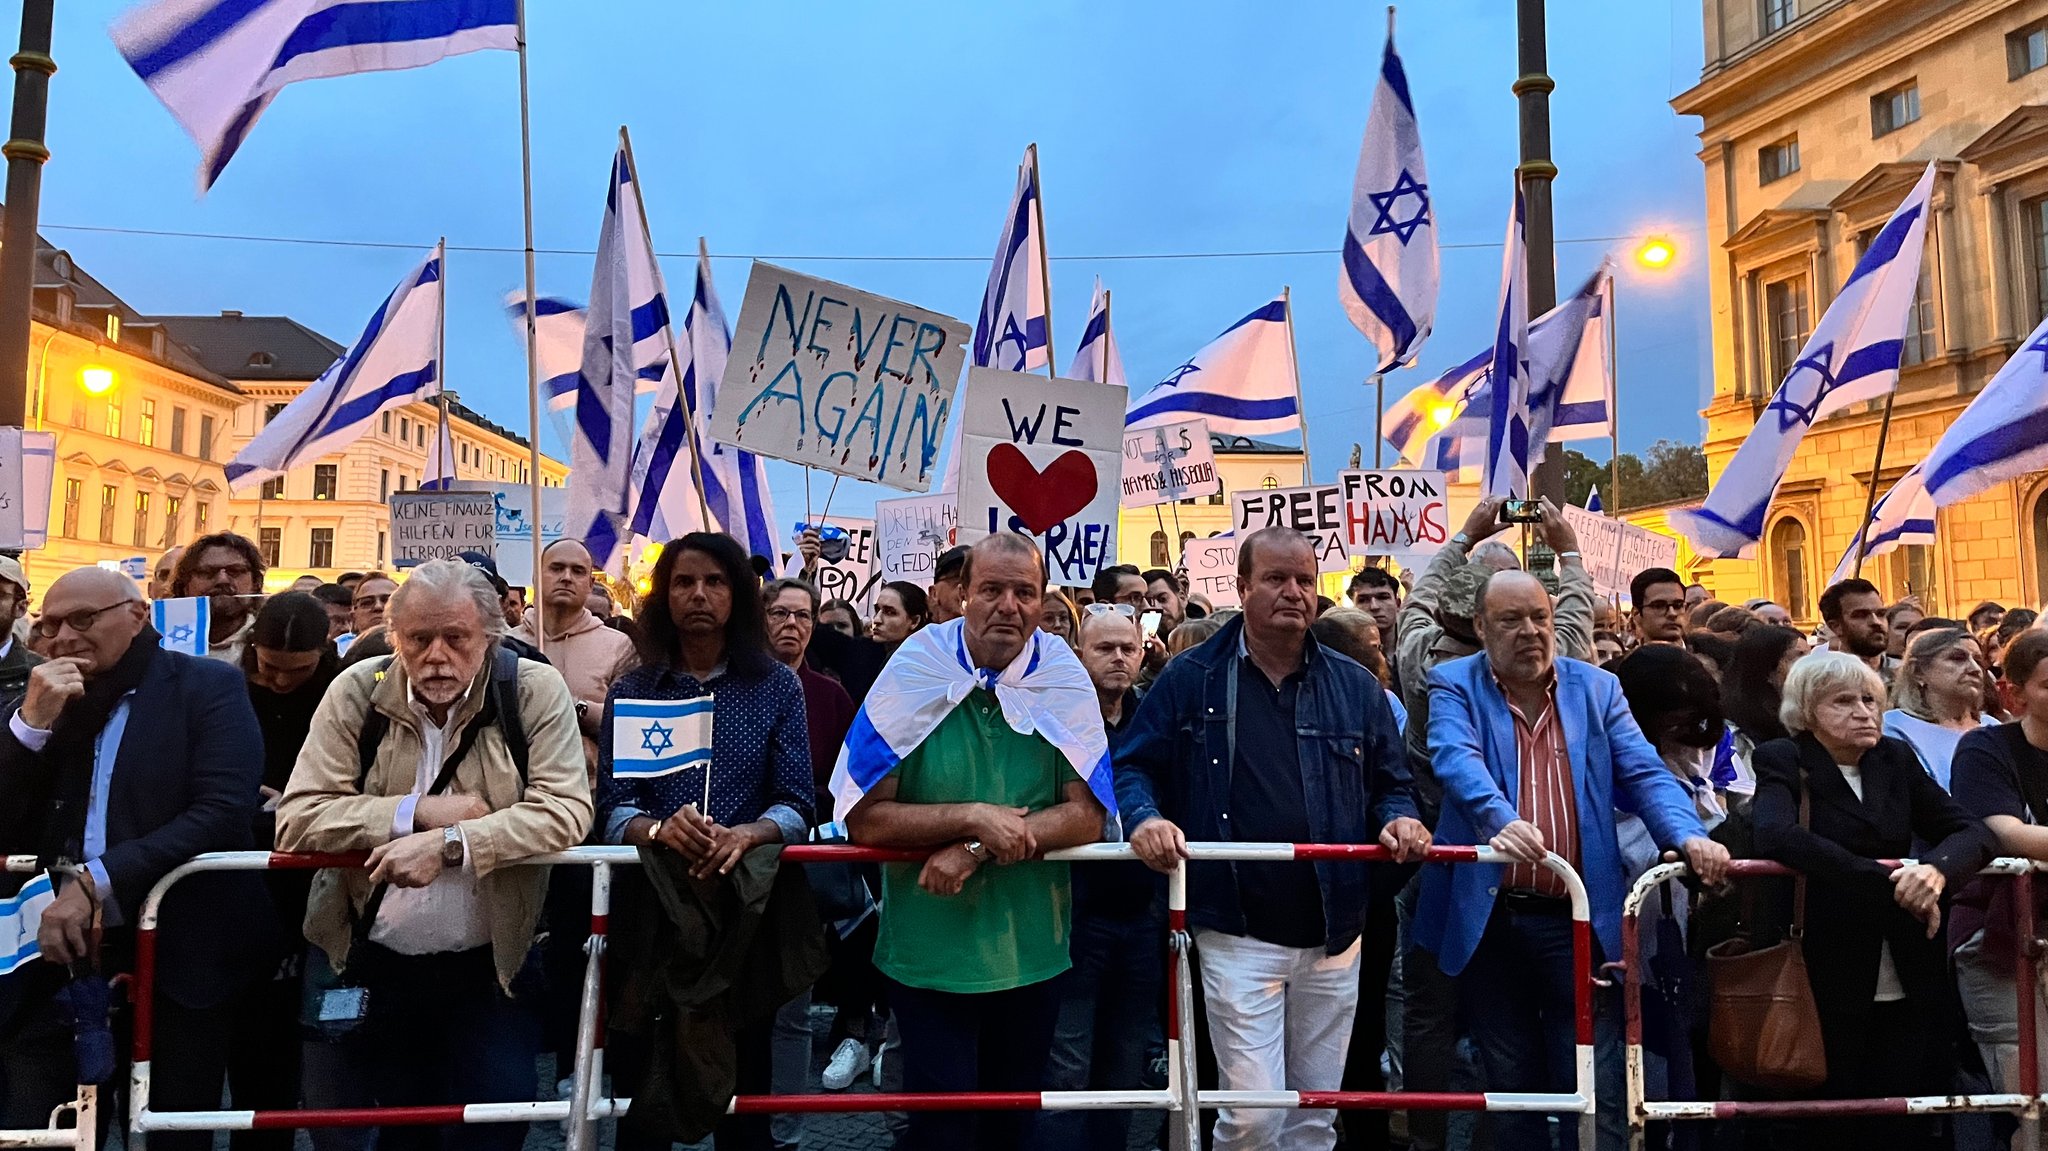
[[575, 699, 590, 719], [963, 839, 990, 863], [441, 825, 465, 867]]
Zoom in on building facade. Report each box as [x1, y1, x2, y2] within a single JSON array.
[[1673, 0, 2048, 620]]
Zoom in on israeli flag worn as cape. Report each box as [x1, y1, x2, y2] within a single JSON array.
[[828, 618, 1114, 824], [1, 872, 55, 976], [153, 596, 210, 657]]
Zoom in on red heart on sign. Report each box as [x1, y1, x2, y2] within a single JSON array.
[[987, 443, 1098, 534]]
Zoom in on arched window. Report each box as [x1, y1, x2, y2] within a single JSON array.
[[2032, 487, 2048, 606], [1149, 530, 1169, 568], [1770, 517, 1810, 621], [1261, 475, 1280, 490]]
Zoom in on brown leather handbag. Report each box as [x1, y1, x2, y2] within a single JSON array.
[[1704, 777, 1828, 1091]]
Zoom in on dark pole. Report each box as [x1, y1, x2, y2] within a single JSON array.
[[0, 0, 54, 430], [1517, 0, 1563, 506]]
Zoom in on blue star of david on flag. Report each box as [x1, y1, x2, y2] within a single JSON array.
[[1367, 170, 1431, 245], [1764, 342, 1840, 431], [1341, 22, 1439, 373], [151, 596, 209, 657], [1158, 362, 1201, 390], [612, 697, 715, 779]]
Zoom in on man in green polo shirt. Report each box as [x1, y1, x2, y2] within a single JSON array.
[[845, 533, 1108, 1151]]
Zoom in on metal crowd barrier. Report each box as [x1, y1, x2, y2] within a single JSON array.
[[1621, 856, 2045, 1150], [0, 855, 96, 1151], [2, 842, 1597, 1151]]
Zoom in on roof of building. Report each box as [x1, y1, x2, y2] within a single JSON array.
[[1209, 433, 1301, 456], [27, 238, 239, 391]]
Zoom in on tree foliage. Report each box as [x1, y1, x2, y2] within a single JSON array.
[[1557, 440, 1707, 513]]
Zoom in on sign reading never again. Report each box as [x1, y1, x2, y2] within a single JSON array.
[[956, 368, 1126, 585], [709, 262, 972, 491]]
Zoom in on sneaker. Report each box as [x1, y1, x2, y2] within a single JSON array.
[[821, 1037, 870, 1090]]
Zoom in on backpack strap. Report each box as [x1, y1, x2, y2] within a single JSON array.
[[355, 656, 396, 792], [490, 645, 529, 788]]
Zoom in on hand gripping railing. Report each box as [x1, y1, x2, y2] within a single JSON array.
[[1621, 857, 2045, 1151], [0, 855, 97, 1151], [120, 842, 1598, 1151]]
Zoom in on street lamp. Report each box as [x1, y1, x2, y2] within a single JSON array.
[[1636, 235, 1677, 270], [78, 364, 114, 395]]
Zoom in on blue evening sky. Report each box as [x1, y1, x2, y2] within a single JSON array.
[[43, 0, 1711, 523]]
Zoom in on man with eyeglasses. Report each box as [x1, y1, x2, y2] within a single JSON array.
[[0, 566, 271, 1147], [351, 573, 399, 638], [513, 540, 637, 776], [0, 557, 41, 699], [1630, 567, 1690, 648], [169, 531, 267, 664]]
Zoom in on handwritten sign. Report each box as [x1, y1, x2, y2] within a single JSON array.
[[390, 492, 497, 567], [1230, 485, 1351, 574], [0, 428, 54, 550], [797, 517, 878, 612], [957, 369, 1125, 585], [876, 493, 959, 586], [1182, 535, 1240, 608], [456, 483, 567, 586], [1121, 419, 1220, 508], [710, 262, 971, 491], [1561, 505, 1682, 603], [1338, 469, 1450, 561]]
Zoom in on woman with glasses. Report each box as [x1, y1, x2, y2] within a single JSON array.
[[1883, 627, 1996, 792]]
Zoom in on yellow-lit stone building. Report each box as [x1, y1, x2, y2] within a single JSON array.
[[1670, 0, 2048, 621]]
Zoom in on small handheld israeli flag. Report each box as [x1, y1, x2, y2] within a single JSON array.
[[1, 872, 56, 976], [611, 698, 715, 779], [152, 596, 210, 657]]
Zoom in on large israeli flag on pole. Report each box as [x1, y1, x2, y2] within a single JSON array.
[[1126, 297, 1300, 436], [504, 294, 591, 413], [1340, 13, 1437, 372], [1671, 163, 1936, 559], [973, 145, 1051, 374], [112, 0, 518, 192], [1066, 277, 1127, 387], [1482, 189, 1532, 499], [225, 244, 441, 491], [1828, 462, 1934, 586], [1923, 309, 2048, 507]]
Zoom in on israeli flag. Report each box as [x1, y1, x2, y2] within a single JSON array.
[[1828, 462, 1934, 587], [152, 596, 210, 656], [827, 619, 1114, 822], [973, 145, 1051, 374], [226, 244, 441, 492], [1, 872, 55, 976], [1671, 163, 1936, 559], [1586, 487, 1603, 513], [568, 139, 694, 572], [1341, 16, 1437, 372], [1066, 277, 1127, 387], [1923, 309, 2048, 508], [610, 697, 714, 779], [1547, 270, 1615, 442], [112, 0, 518, 192], [504, 294, 595, 414], [1126, 297, 1299, 436], [1483, 189, 1532, 499], [420, 407, 456, 490]]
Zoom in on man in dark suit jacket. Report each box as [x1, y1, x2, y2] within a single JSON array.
[[0, 566, 270, 1149]]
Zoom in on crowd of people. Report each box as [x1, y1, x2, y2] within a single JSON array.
[[3, 499, 2047, 1151]]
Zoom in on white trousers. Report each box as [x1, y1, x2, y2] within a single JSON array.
[[1196, 928, 1362, 1151]]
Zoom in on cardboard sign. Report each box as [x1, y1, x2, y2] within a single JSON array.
[[1182, 535, 1240, 608], [1120, 419, 1221, 508], [461, 483, 567, 587], [1230, 485, 1351, 573], [796, 517, 878, 612], [710, 262, 971, 491], [876, 493, 959, 586], [1561, 505, 1682, 604], [390, 492, 497, 567], [956, 369, 1125, 585], [0, 428, 54, 550], [1338, 469, 1450, 561]]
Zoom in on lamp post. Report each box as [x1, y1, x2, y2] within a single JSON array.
[[0, 0, 54, 429], [1518, 0, 1561, 507]]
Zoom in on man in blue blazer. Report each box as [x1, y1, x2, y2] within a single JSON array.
[[1417, 570, 1728, 1150]]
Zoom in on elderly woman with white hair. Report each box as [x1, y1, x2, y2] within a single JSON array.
[[1752, 651, 1997, 1150], [1883, 626, 1997, 791]]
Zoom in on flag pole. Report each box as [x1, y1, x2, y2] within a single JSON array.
[[1030, 143, 1055, 375], [1606, 273, 1620, 509], [434, 237, 453, 490], [623, 125, 716, 532], [1282, 286, 1315, 480], [1372, 372, 1385, 467], [1100, 288, 1113, 383], [515, 0, 546, 652], [1852, 389, 1899, 577]]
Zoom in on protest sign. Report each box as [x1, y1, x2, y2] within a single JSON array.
[[710, 262, 971, 491], [467, 483, 567, 586], [795, 517, 878, 612], [1182, 535, 1240, 608], [1560, 505, 1681, 603], [0, 428, 54, 550], [1231, 485, 1351, 573], [1338, 469, 1450, 561], [1121, 419, 1221, 508], [390, 491, 497, 567], [957, 369, 1124, 585], [876, 493, 959, 586]]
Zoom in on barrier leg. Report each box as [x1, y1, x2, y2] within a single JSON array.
[[1568, 864, 1598, 1151], [1622, 905, 1645, 1151], [130, 923, 157, 1151], [566, 861, 611, 1151], [2020, 869, 2040, 1146], [1168, 863, 1200, 1151]]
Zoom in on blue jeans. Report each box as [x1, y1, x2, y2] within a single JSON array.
[[1028, 905, 1166, 1151], [357, 944, 543, 1151], [1456, 899, 1625, 1151]]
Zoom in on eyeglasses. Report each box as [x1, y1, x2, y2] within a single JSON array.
[[766, 607, 814, 624], [353, 593, 393, 610], [32, 600, 134, 640], [192, 562, 253, 583], [1640, 599, 1687, 614], [1084, 603, 1137, 619]]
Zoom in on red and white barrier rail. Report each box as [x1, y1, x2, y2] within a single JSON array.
[[1621, 856, 2045, 1150], [0, 856, 95, 1151]]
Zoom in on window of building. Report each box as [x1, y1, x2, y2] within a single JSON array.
[[163, 496, 181, 547], [1208, 491, 1225, 506], [461, 443, 470, 466], [399, 417, 410, 442], [1180, 531, 1196, 557], [1760, 0, 1797, 34], [377, 531, 387, 566], [1764, 275, 1812, 383], [313, 464, 338, 501], [1149, 530, 1169, 568], [198, 414, 215, 461], [1871, 82, 1920, 137], [2033, 487, 2048, 606], [1769, 517, 1810, 621], [247, 351, 274, 369], [399, 474, 409, 491], [261, 476, 285, 500], [264, 401, 287, 425], [1858, 227, 1940, 365], [105, 314, 120, 343], [169, 407, 186, 455], [139, 399, 156, 447], [2028, 196, 2048, 324], [1759, 137, 1800, 185], [259, 527, 281, 569], [380, 469, 390, 502], [69, 393, 83, 429], [417, 425, 427, 448], [62, 478, 79, 538], [1261, 475, 1279, 490], [1886, 543, 1935, 607], [99, 484, 117, 544], [2009, 20, 2048, 79], [132, 492, 150, 548], [104, 395, 121, 438], [195, 501, 209, 536], [382, 411, 393, 436], [309, 527, 334, 569]]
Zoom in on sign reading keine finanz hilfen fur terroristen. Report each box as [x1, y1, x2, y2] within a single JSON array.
[[1231, 485, 1353, 574], [709, 262, 972, 491], [1120, 419, 1221, 509], [956, 368, 1126, 585]]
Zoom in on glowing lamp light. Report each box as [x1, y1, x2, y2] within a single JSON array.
[[1636, 236, 1676, 270], [634, 577, 652, 596], [79, 365, 115, 395], [1428, 402, 1457, 429]]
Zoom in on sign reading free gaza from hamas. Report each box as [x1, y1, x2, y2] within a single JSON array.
[[709, 262, 973, 492]]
